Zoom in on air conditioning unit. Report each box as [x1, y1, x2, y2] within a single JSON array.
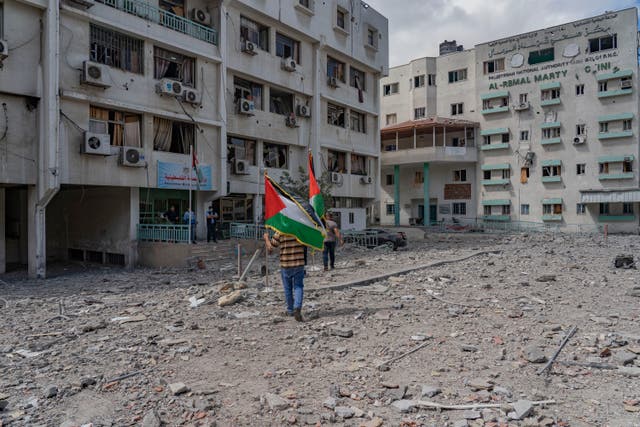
[[81, 132, 111, 156], [621, 80, 633, 89], [119, 147, 146, 167], [81, 61, 111, 88], [285, 115, 298, 128], [69, 0, 95, 8], [156, 79, 183, 97], [360, 175, 373, 184], [327, 76, 339, 88], [573, 135, 586, 145], [281, 57, 297, 72], [513, 102, 530, 111], [241, 40, 257, 55], [190, 8, 211, 26], [297, 104, 311, 117], [182, 88, 201, 105], [0, 39, 8, 61], [331, 172, 341, 183], [233, 159, 251, 175], [238, 99, 255, 115]]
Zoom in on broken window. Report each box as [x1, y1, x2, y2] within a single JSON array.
[[327, 56, 346, 82], [528, 47, 554, 65], [276, 32, 300, 63], [520, 167, 529, 183], [542, 165, 561, 177], [453, 169, 466, 182], [327, 103, 345, 127], [383, 83, 399, 96], [576, 124, 585, 135], [589, 34, 617, 53], [543, 204, 563, 215], [541, 88, 560, 100], [367, 28, 378, 48], [483, 58, 504, 74], [599, 162, 609, 174], [386, 114, 397, 126], [159, 0, 184, 17], [483, 170, 491, 180], [328, 150, 346, 173], [623, 160, 633, 172], [576, 164, 586, 175], [263, 142, 288, 169], [227, 136, 256, 165], [351, 154, 367, 176], [153, 117, 195, 154], [154, 47, 195, 87], [350, 67, 366, 91], [90, 106, 141, 147], [414, 74, 425, 88], [240, 16, 269, 51], [269, 89, 294, 115], [350, 110, 366, 133], [234, 77, 263, 110], [576, 203, 586, 214]]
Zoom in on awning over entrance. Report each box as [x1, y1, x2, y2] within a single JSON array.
[[580, 189, 640, 203]]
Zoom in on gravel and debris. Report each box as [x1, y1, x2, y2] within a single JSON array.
[[1, 232, 639, 426]]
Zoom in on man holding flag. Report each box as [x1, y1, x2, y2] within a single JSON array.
[[263, 173, 325, 322]]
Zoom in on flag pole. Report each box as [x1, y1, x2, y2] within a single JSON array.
[[189, 145, 193, 244]]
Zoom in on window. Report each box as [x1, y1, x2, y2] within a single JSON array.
[[519, 93, 528, 104], [276, 32, 300, 63], [336, 8, 346, 29], [350, 110, 366, 133], [543, 204, 562, 215], [386, 114, 397, 126], [327, 56, 346, 82], [453, 169, 467, 182], [599, 81, 608, 92], [348, 212, 355, 224], [451, 137, 462, 147], [623, 203, 634, 214], [153, 117, 194, 154], [483, 58, 504, 74], [428, 74, 436, 86], [234, 77, 263, 110], [351, 154, 367, 175], [90, 106, 141, 147], [542, 128, 560, 139], [414, 75, 425, 88], [576, 124, 585, 135], [386, 204, 395, 215], [541, 88, 560, 100], [576, 203, 586, 215], [328, 150, 346, 173], [502, 205, 511, 215], [483, 170, 491, 180], [576, 84, 584, 96], [501, 133, 510, 143], [90, 25, 144, 74], [227, 136, 256, 165], [452, 203, 466, 215], [599, 162, 609, 174], [623, 160, 633, 172], [542, 164, 561, 177], [159, 0, 184, 17], [269, 88, 294, 115], [153, 47, 195, 86], [483, 134, 509, 146], [451, 103, 463, 116], [298, 0, 311, 8], [528, 47, 554, 65], [623, 119, 632, 131], [521, 204, 530, 215], [414, 170, 424, 184], [599, 122, 609, 133], [240, 16, 269, 51], [263, 142, 288, 169], [599, 203, 610, 215], [483, 206, 492, 216], [576, 163, 586, 175], [350, 67, 366, 91], [520, 167, 529, 183], [501, 169, 510, 179], [367, 28, 378, 48], [448, 69, 467, 83], [620, 76, 632, 88], [520, 130, 529, 141], [327, 103, 346, 127], [385, 174, 394, 186], [414, 107, 426, 119], [589, 34, 617, 53], [383, 83, 399, 96]]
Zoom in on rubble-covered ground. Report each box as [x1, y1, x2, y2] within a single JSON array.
[[1, 232, 640, 427]]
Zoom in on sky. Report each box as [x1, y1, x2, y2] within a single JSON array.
[[365, 0, 640, 67]]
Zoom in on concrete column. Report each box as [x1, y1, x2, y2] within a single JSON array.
[[127, 187, 139, 270], [253, 194, 262, 223], [423, 162, 430, 226], [218, 1, 228, 198], [413, 127, 417, 149], [0, 188, 5, 274], [27, 186, 43, 278], [394, 165, 400, 226]]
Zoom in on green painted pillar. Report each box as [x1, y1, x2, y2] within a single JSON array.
[[423, 162, 430, 226], [394, 164, 400, 226]]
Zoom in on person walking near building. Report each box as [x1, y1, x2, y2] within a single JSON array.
[[206, 205, 219, 243], [183, 208, 197, 244], [323, 212, 343, 271], [263, 231, 306, 322], [162, 205, 179, 224]]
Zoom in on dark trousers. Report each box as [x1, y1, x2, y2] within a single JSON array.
[[207, 222, 217, 242], [323, 241, 336, 268]]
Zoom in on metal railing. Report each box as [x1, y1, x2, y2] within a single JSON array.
[[97, 0, 218, 45], [342, 230, 379, 247], [425, 218, 603, 235], [229, 223, 273, 240], [137, 224, 191, 243]]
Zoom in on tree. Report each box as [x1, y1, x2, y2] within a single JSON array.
[[279, 166, 335, 211]]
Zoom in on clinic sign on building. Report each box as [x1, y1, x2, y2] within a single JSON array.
[[157, 161, 213, 190]]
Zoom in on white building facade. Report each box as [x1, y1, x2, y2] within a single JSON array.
[[0, 0, 387, 277], [380, 8, 640, 233]]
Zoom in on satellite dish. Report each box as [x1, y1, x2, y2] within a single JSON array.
[[510, 53, 524, 68], [563, 43, 580, 58]]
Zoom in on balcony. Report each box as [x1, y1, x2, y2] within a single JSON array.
[[598, 215, 636, 222], [540, 98, 561, 107], [97, 0, 218, 45], [599, 173, 634, 180], [480, 143, 509, 151], [541, 137, 562, 145], [598, 131, 633, 140], [598, 88, 633, 98], [542, 214, 562, 221], [481, 106, 510, 115], [380, 145, 477, 166], [542, 176, 562, 183], [481, 178, 510, 186], [483, 215, 511, 221]]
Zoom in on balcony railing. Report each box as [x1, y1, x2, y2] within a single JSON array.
[[97, 0, 218, 45], [137, 224, 191, 243]]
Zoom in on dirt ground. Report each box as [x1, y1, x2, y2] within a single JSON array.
[[1, 232, 640, 427]]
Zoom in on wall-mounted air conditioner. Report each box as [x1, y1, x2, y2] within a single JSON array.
[[0, 39, 9, 61], [242, 40, 257, 55], [233, 159, 250, 175], [239, 99, 255, 115], [156, 79, 183, 97], [281, 57, 296, 72], [297, 104, 311, 117], [81, 132, 111, 156], [119, 147, 146, 167], [331, 172, 341, 183], [182, 88, 201, 105], [81, 61, 111, 88], [285, 115, 298, 128], [513, 102, 530, 111], [360, 175, 373, 184], [327, 76, 339, 88], [573, 136, 586, 145], [190, 8, 211, 25]]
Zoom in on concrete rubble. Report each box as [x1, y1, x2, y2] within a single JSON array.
[[1, 232, 640, 425]]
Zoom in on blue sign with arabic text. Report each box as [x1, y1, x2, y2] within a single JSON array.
[[157, 161, 213, 190]]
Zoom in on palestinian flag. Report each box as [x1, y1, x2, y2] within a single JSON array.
[[264, 174, 326, 250], [308, 152, 325, 219]]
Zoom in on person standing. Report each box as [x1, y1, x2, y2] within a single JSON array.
[[183, 208, 197, 244], [162, 205, 179, 224], [323, 212, 343, 271], [263, 231, 306, 322], [206, 205, 219, 243]]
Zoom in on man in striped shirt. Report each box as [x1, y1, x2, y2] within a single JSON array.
[[264, 232, 306, 322]]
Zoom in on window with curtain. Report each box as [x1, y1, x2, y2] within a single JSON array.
[[351, 154, 367, 175], [234, 77, 263, 110], [89, 106, 141, 147], [227, 136, 256, 165], [240, 16, 269, 51], [154, 47, 195, 87], [276, 32, 300, 63], [328, 150, 346, 173], [153, 117, 195, 154], [327, 56, 345, 81]]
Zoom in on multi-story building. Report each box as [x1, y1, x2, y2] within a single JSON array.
[[0, 0, 387, 277], [380, 8, 639, 233]]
